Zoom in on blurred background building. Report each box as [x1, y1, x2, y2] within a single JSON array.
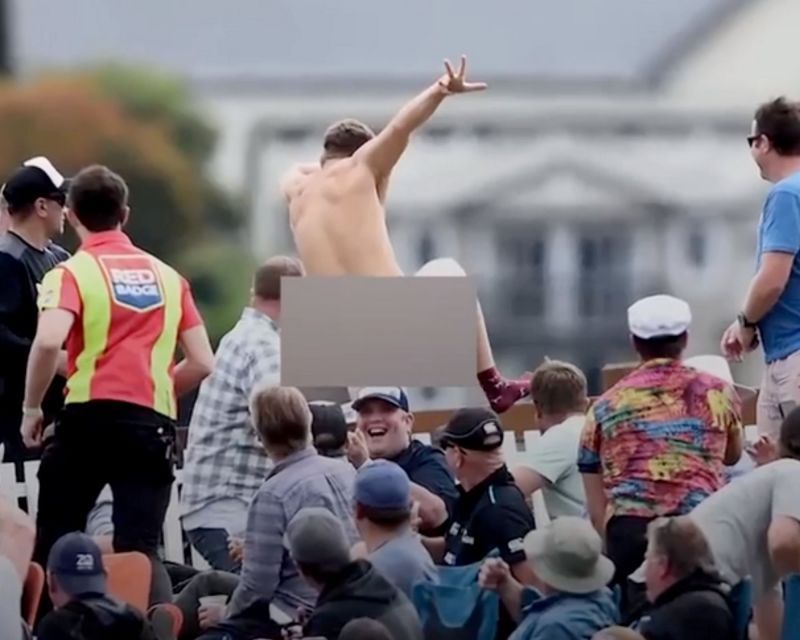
[[7, 0, 800, 408]]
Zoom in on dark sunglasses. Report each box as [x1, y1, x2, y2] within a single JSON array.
[[746, 134, 760, 148]]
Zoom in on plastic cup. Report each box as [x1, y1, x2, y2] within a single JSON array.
[[199, 595, 228, 608]]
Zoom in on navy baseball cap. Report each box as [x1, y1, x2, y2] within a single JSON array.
[[47, 532, 107, 596], [351, 387, 410, 412], [441, 407, 505, 451], [2, 156, 69, 210], [355, 460, 411, 513]]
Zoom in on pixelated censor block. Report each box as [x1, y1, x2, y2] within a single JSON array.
[[281, 276, 477, 387]]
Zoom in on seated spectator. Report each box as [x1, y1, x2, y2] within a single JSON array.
[[633, 516, 734, 640], [310, 401, 349, 461], [347, 387, 459, 536], [353, 459, 438, 597], [180, 257, 304, 573], [578, 295, 743, 608], [512, 360, 588, 519], [36, 532, 161, 640], [196, 386, 358, 640], [339, 618, 394, 640], [0, 495, 35, 640], [422, 407, 537, 639], [678, 406, 800, 640], [286, 507, 423, 640], [479, 517, 618, 640], [172, 571, 239, 640]]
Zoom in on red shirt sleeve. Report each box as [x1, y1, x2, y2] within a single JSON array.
[[178, 278, 204, 332], [38, 266, 81, 316]]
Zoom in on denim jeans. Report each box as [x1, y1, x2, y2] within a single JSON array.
[[186, 527, 242, 574]]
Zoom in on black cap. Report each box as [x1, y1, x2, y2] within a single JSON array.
[[2, 156, 68, 210], [441, 407, 504, 451], [310, 402, 348, 455]]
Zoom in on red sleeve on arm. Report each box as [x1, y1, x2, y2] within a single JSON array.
[[39, 266, 81, 316], [179, 279, 204, 332]]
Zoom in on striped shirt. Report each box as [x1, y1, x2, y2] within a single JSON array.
[[180, 307, 281, 533], [227, 447, 358, 618]]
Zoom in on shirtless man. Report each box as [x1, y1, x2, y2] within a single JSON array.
[[281, 56, 531, 413]]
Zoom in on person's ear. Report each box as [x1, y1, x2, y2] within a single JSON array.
[[121, 206, 130, 228]]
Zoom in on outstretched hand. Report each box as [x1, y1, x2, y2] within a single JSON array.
[[437, 55, 487, 94]]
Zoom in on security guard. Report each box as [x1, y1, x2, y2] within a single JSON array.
[[20, 164, 215, 612], [426, 407, 537, 639]]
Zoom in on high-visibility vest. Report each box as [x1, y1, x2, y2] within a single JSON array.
[[39, 234, 189, 419]]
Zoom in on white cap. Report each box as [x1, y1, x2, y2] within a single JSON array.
[[627, 294, 691, 339]]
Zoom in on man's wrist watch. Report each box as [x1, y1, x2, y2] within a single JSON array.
[[737, 312, 758, 329], [21, 406, 43, 418]]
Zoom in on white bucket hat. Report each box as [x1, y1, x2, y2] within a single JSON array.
[[523, 517, 615, 594], [684, 355, 757, 403]]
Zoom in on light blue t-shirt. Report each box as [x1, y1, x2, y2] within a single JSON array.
[[757, 170, 800, 363], [368, 530, 439, 598]]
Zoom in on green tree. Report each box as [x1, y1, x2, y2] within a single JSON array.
[[85, 63, 243, 233]]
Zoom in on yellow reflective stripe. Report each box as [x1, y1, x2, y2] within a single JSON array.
[[150, 261, 182, 418], [38, 267, 64, 310], [65, 253, 111, 405]]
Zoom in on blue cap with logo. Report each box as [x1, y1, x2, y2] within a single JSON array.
[[47, 532, 107, 596], [355, 459, 412, 513], [351, 387, 409, 413]]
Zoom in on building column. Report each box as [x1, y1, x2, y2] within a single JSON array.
[[546, 221, 578, 334]]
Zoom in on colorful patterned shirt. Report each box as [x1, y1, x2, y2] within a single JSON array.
[[578, 358, 743, 519]]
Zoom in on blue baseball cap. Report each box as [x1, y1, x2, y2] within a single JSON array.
[[47, 532, 107, 596], [351, 387, 410, 413], [355, 460, 411, 513]]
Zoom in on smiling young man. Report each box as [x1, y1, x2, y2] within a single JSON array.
[[347, 387, 459, 536], [721, 97, 800, 440]]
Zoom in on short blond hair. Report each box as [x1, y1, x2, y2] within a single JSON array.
[[250, 386, 312, 453], [530, 360, 588, 416]]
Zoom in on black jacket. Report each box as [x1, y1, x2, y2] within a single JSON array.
[[637, 570, 735, 640], [36, 594, 156, 640], [304, 559, 423, 640]]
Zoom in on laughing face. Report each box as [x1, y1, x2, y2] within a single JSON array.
[[355, 398, 413, 459]]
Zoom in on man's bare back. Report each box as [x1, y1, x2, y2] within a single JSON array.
[[279, 57, 533, 413], [286, 157, 404, 277]]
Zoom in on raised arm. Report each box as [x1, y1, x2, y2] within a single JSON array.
[[354, 55, 486, 183]]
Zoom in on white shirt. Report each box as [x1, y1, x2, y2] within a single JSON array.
[[526, 414, 587, 519]]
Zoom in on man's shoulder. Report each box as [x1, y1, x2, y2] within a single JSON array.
[[0, 232, 26, 260], [48, 242, 71, 262], [769, 173, 800, 200]]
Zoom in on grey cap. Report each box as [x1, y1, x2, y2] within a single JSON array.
[[284, 507, 351, 570]]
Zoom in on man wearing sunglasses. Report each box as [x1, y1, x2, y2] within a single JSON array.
[[721, 97, 800, 442], [0, 157, 70, 464], [422, 407, 537, 639]]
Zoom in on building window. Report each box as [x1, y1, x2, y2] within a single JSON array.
[[496, 229, 547, 318], [418, 229, 435, 266], [687, 227, 706, 267], [577, 230, 632, 320]]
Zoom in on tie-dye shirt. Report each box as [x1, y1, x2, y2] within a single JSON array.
[[578, 358, 743, 519]]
